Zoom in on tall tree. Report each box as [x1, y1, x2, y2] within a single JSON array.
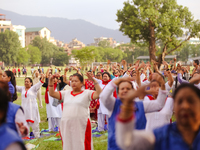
[[116, 0, 200, 66], [98, 40, 111, 48], [72, 47, 96, 66], [190, 44, 200, 58], [53, 51, 69, 66], [31, 37, 58, 65], [0, 30, 21, 65], [27, 45, 42, 64], [16, 48, 30, 65]]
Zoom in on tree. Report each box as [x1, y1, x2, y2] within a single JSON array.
[[98, 40, 111, 48], [190, 44, 200, 58], [16, 48, 30, 65], [116, 0, 200, 66], [0, 30, 21, 65], [31, 37, 58, 65], [53, 51, 69, 66], [72, 47, 96, 66], [27, 45, 42, 64]]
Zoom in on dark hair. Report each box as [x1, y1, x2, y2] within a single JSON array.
[[102, 72, 111, 79], [25, 77, 33, 86], [155, 72, 165, 80], [0, 81, 11, 101], [173, 83, 200, 100], [194, 60, 199, 65], [117, 80, 134, 93], [0, 87, 9, 124], [73, 73, 84, 83], [5, 71, 17, 101], [97, 72, 102, 75]]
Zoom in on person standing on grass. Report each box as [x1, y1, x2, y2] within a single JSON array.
[[49, 73, 102, 150], [16, 74, 45, 138], [32, 70, 43, 108], [0, 69, 17, 102], [0, 88, 26, 150], [18, 67, 21, 77], [43, 72, 62, 132]]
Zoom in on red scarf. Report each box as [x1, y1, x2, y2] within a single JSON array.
[[147, 95, 155, 100], [45, 83, 57, 104], [102, 79, 112, 85]]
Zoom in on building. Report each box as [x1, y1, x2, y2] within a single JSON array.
[[68, 57, 79, 66], [49, 37, 57, 45], [0, 14, 13, 32], [0, 14, 26, 47], [25, 27, 51, 46], [12, 25, 26, 47], [91, 37, 121, 48], [137, 55, 176, 63], [68, 38, 85, 49]]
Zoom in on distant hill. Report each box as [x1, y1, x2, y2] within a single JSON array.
[[0, 8, 130, 44]]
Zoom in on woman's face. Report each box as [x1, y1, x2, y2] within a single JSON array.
[[96, 73, 102, 80], [174, 88, 200, 128], [25, 78, 32, 88], [102, 74, 110, 82], [71, 76, 83, 91], [118, 82, 133, 100], [150, 81, 159, 97], [2, 72, 10, 82]]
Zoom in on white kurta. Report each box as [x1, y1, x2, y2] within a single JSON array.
[[16, 81, 43, 123], [145, 97, 174, 131], [60, 89, 95, 150], [46, 91, 62, 118]]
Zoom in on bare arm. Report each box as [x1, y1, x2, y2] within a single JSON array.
[[49, 76, 61, 99]]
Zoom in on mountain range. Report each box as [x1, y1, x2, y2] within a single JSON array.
[[0, 8, 130, 44]]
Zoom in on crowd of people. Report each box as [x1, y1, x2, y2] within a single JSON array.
[[0, 58, 200, 150]]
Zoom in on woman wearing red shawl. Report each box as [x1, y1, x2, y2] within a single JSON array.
[[43, 75, 62, 132], [93, 72, 117, 132]]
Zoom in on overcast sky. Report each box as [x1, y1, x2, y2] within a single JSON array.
[[1, 0, 200, 29]]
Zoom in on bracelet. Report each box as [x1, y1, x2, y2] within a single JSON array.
[[49, 85, 53, 87]]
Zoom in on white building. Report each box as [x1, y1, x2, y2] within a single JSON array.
[[12, 25, 26, 48]]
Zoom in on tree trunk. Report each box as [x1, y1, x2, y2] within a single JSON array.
[[148, 20, 157, 63], [157, 44, 167, 68]]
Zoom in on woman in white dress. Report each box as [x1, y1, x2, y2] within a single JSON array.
[[16, 74, 45, 138], [49, 73, 102, 150]]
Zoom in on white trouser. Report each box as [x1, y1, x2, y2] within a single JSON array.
[[98, 113, 108, 131], [48, 118, 61, 131], [37, 88, 42, 108], [28, 121, 40, 138]]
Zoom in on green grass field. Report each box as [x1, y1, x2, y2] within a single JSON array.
[[14, 69, 108, 150]]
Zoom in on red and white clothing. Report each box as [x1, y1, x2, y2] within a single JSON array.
[[16, 81, 44, 138], [59, 89, 95, 150], [144, 97, 174, 131], [85, 79, 96, 114]]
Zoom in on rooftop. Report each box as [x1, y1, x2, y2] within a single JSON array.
[[25, 27, 50, 33], [137, 55, 176, 59]]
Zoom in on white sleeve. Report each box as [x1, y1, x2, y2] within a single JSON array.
[[99, 80, 116, 117], [116, 118, 155, 150], [93, 77, 102, 84], [141, 80, 150, 86], [140, 73, 146, 81], [5, 143, 24, 150], [15, 108, 29, 137], [16, 86, 23, 93], [160, 97, 174, 116], [143, 89, 167, 113], [87, 90, 95, 101], [59, 90, 69, 101], [165, 82, 172, 93], [32, 81, 43, 93]]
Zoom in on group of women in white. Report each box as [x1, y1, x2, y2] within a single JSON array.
[[1, 58, 200, 150]]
